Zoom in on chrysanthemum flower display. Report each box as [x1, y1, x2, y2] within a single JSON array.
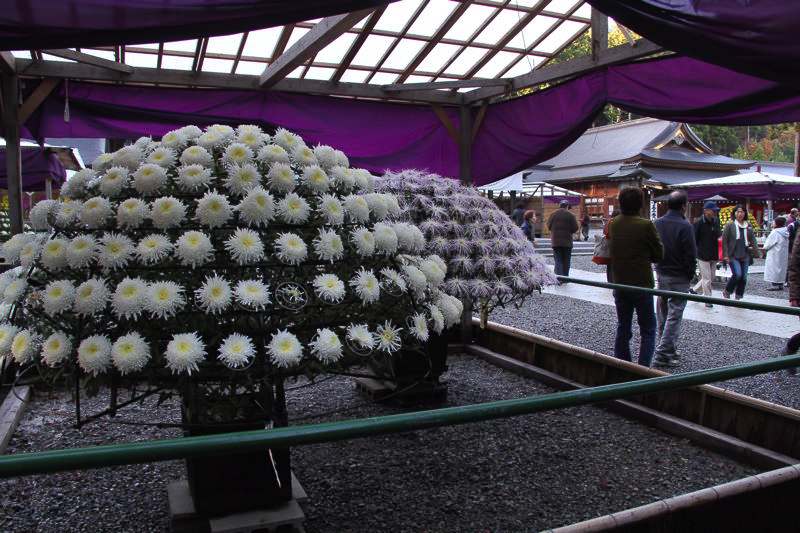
[[0, 124, 458, 422]]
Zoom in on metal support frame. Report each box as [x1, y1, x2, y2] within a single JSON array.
[[1, 75, 23, 234]]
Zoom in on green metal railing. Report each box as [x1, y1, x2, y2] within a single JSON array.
[[1, 354, 798, 478], [556, 275, 800, 316]]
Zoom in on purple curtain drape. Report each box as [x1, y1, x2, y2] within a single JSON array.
[[685, 185, 800, 202], [587, 0, 800, 86], [24, 56, 800, 187], [0, 0, 392, 51], [0, 149, 67, 190]]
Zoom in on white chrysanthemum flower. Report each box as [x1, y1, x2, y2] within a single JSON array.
[[274, 232, 307, 264], [331, 166, 356, 190], [146, 281, 185, 319], [225, 163, 261, 196], [74, 278, 108, 316], [196, 275, 231, 314], [111, 332, 150, 375], [12, 329, 40, 364], [80, 196, 112, 228], [29, 199, 58, 230], [54, 200, 80, 227], [375, 321, 401, 353], [313, 145, 338, 170], [237, 187, 275, 227], [403, 265, 428, 294], [112, 277, 148, 319], [92, 153, 114, 172], [176, 164, 214, 191], [317, 194, 344, 225], [65, 235, 97, 269], [393, 222, 426, 253], [268, 329, 303, 368], [180, 145, 214, 167], [234, 279, 270, 309], [135, 234, 172, 264], [301, 165, 330, 193], [160, 129, 187, 150], [410, 312, 430, 342], [112, 145, 144, 171], [292, 144, 317, 167], [350, 227, 375, 256], [178, 125, 203, 139], [343, 194, 370, 223], [43, 279, 75, 316], [197, 131, 225, 150], [98, 166, 129, 197], [150, 196, 187, 229], [385, 195, 402, 216], [428, 254, 448, 275], [133, 163, 169, 195], [97, 233, 135, 271], [2, 279, 26, 304], [380, 267, 407, 293], [222, 143, 254, 167], [19, 239, 41, 268], [346, 324, 374, 351], [257, 144, 290, 166], [349, 268, 380, 305], [277, 192, 310, 224], [310, 328, 343, 363], [225, 228, 264, 265], [0, 323, 18, 354], [195, 191, 233, 228], [165, 332, 206, 375], [365, 193, 389, 220], [208, 124, 235, 139], [146, 146, 176, 168], [218, 333, 255, 369], [437, 294, 463, 327], [2, 233, 31, 263], [428, 303, 445, 334], [373, 223, 398, 254], [116, 197, 150, 228], [42, 331, 72, 367], [420, 259, 446, 287], [267, 162, 297, 193], [334, 149, 349, 168], [134, 136, 153, 150], [354, 168, 374, 192], [273, 128, 303, 152], [235, 125, 267, 149], [175, 231, 214, 267], [40, 238, 69, 271], [313, 273, 346, 303], [77, 335, 113, 375], [312, 229, 344, 263]]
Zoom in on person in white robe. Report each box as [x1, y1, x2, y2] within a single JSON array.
[[764, 216, 790, 290]]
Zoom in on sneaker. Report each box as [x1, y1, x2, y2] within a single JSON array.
[[688, 288, 697, 295], [735, 294, 743, 300], [653, 356, 679, 368], [722, 289, 730, 299]]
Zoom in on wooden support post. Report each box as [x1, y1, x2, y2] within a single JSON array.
[[2, 75, 23, 235], [590, 8, 609, 61], [458, 105, 472, 186], [45, 177, 53, 200]]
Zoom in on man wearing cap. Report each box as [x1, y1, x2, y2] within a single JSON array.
[[692, 200, 722, 307], [547, 200, 579, 278]]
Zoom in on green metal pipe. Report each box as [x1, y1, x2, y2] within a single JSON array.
[[1, 354, 799, 478], [557, 275, 800, 316]]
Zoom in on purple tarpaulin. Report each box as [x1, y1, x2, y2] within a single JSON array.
[[0, 148, 66, 191], [685, 185, 800, 202], [0, 1, 393, 51], [24, 56, 800, 187], [588, 0, 800, 86]]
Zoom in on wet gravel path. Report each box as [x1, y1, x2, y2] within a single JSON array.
[[0, 356, 759, 532]]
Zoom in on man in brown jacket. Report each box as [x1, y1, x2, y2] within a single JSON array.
[[547, 200, 579, 277]]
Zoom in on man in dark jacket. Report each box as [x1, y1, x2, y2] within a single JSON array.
[[547, 200, 579, 277], [511, 202, 525, 227], [652, 190, 697, 368], [692, 201, 721, 306]]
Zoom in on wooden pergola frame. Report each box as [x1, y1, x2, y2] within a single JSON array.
[[0, 5, 664, 234]]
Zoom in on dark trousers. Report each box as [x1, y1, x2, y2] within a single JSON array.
[[613, 290, 656, 367], [725, 258, 749, 298], [552, 246, 572, 276]]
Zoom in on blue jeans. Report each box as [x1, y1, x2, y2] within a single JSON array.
[[725, 258, 749, 298], [613, 290, 656, 367], [552, 246, 572, 276]]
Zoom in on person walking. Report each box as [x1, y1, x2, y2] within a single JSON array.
[[580, 213, 591, 241], [609, 187, 664, 367], [548, 200, 579, 278], [764, 216, 790, 290], [520, 210, 535, 241], [722, 205, 761, 300], [511, 202, 525, 227], [652, 191, 697, 368], [692, 201, 721, 307]]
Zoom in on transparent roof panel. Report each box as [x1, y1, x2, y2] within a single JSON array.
[[235, 60, 266, 76], [507, 15, 558, 50], [202, 57, 234, 73], [473, 9, 520, 44], [415, 42, 460, 73], [375, 0, 422, 32], [315, 33, 357, 64], [405, 75, 433, 83], [473, 50, 518, 78], [11, 50, 31, 59], [161, 55, 194, 70], [206, 33, 245, 55], [382, 38, 426, 70], [574, 3, 591, 18], [163, 39, 198, 52], [407, 0, 458, 37], [40, 53, 74, 63], [242, 27, 282, 60], [286, 66, 304, 79], [340, 69, 369, 83], [304, 66, 335, 80], [534, 20, 585, 53], [134, 43, 160, 50], [368, 72, 399, 85], [544, 0, 581, 14], [82, 49, 116, 61], [444, 4, 496, 41], [503, 55, 543, 77], [352, 35, 395, 66], [286, 27, 310, 49], [125, 52, 158, 68], [444, 46, 487, 76]]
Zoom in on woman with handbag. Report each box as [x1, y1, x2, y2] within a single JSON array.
[[594, 209, 620, 282], [721, 205, 761, 300]]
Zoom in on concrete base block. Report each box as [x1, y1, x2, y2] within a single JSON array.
[[0, 386, 30, 454]]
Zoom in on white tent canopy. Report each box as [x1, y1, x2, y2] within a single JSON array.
[[478, 173, 584, 197], [680, 171, 800, 188]]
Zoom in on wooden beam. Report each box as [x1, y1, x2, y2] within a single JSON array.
[[331, 8, 384, 83], [231, 32, 249, 74], [383, 78, 510, 91], [1, 75, 23, 234], [463, 39, 663, 103], [471, 102, 488, 142], [459, 105, 472, 186], [18, 78, 59, 124], [43, 48, 134, 74], [16, 59, 462, 105], [590, 8, 609, 61], [431, 105, 459, 143], [0, 53, 14, 75], [260, 10, 374, 88]]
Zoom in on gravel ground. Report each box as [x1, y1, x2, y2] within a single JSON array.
[[490, 292, 800, 409], [0, 356, 758, 532]]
